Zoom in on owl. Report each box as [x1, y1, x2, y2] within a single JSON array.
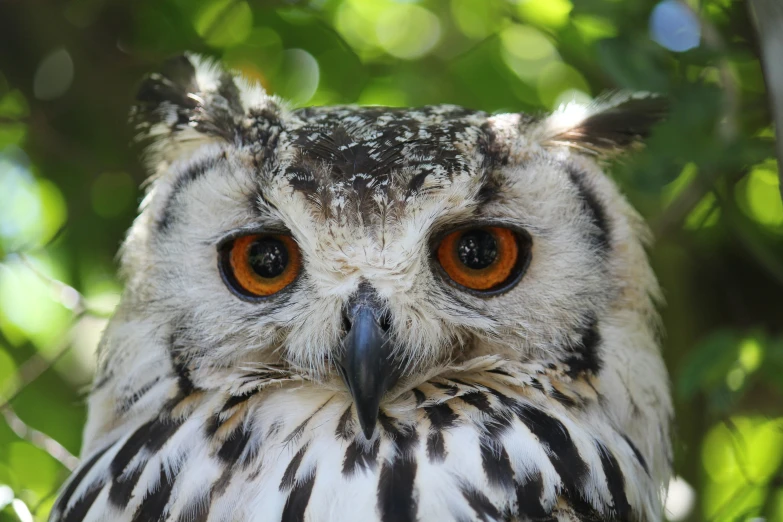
[[50, 55, 671, 522]]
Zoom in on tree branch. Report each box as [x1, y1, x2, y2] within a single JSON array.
[[748, 0, 783, 201], [1, 405, 78, 471]]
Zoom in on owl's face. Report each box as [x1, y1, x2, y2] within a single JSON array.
[[116, 56, 662, 435]]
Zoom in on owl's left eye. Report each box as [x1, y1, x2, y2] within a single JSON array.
[[219, 234, 302, 299], [435, 226, 531, 294]]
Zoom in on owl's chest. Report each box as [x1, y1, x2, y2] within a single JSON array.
[[51, 373, 652, 522]]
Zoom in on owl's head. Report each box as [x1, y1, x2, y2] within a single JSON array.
[[113, 55, 663, 437]]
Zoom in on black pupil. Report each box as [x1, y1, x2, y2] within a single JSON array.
[[456, 229, 498, 270], [247, 237, 289, 278]]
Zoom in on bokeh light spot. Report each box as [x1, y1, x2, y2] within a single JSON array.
[[572, 15, 617, 41], [536, 62, 590, 109], [501, 25, 556, 61], [33, 48, 74, 101], [12, 498, 33, 522], [223, 27, 284, 91], [376, 4, 441, 60], [0, 90, 29, 119], [725, 367, 744, 391], [500, 25, 559, 82], [274, 49, 320, 106], [553, 89, 593, 111], [451, 0, 503, 39], [515, 0, 573, 29], [0, 485, 12, 510], [665, 476, 696, 521], [0, 149, 66, 251], [334, 1, 382, 57], [194, 0, 252, 48], [0, 150, 40, 248], [650, 0, 701, 52], [738, 337, 763, 372], [741, 161, 783, 229], [0, 90, 28, 147]]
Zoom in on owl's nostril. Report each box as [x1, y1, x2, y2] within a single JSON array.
[[342, 313, 352, 335], [378, 311, 392, 333], [342, 310, 391, 334]]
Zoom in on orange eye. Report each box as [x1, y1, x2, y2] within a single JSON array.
[[436, 226, 530, 293], [220, 234, 301, 298]]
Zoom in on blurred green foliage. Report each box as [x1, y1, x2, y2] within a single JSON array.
[[0, 0, 782, 520]]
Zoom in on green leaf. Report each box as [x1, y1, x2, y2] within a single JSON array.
[[677, 330, 739, 400], [596, 37, 670, 91], [8, 442, 61, 496]]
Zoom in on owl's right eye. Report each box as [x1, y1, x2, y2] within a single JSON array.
[[219, 234, 302, 299]]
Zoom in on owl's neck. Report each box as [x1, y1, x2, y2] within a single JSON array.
[[67, 335, 667, 522]]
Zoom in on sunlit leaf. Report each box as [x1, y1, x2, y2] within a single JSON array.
[[702, 418, 783, 520], [685, 192, 720, 230], [0, 256, 71, 350]]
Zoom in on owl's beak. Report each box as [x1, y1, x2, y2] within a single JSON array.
[[339, 284, 398, 440]]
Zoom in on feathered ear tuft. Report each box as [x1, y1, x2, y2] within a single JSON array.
[[541, 92, 667, 155], [131, 53, 281, 169]]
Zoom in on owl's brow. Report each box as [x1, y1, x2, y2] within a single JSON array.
[[157, 152, 228, 232], [563, 163, 611, 254]]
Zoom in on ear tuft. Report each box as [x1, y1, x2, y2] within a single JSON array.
[[542, 92, 667, 155], [131, 53, 277, 169]]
